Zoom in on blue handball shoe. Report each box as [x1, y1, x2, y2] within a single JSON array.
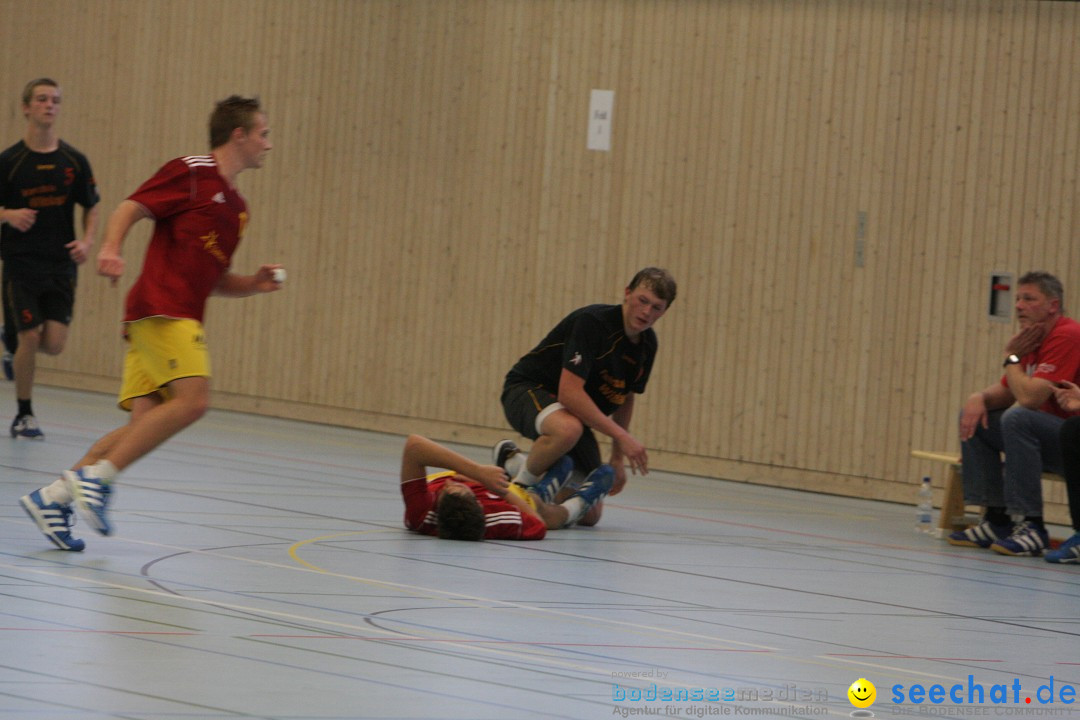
[[66, 467, 114, 536], [20, 489, 85, 551], [1045, 533, 1080, 564], [990, 521, 1049, 557], [10, 414, 44, 440], [530, 455, 574, 504], [946, 519, 1011, 549], [563, 464, 614, 526]]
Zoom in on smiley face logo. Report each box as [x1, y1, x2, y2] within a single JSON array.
[[848, 678, 876, 708]]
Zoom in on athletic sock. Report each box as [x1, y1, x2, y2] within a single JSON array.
[[44, 460, 120, 507], [41, 478, 73, 506], [90, 460, 119, 484], [513, 466, 539, 487], [17, 399, 32, 417], [561, 496, 585, 526]]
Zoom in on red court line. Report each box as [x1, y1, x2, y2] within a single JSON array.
[[825, 654, 1004, 662]]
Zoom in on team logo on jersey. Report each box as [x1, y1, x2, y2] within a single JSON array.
[[201, 230, 228, 265], [570, 352, 582, 366], [212, 192, 226, 204]]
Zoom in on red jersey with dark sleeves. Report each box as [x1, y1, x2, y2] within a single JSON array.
[[401, 471, 547, 540], [123, 155, 248, 323]]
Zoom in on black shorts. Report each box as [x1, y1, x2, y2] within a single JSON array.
[[2, 273, 76, 332], [500, 381, 602, 472]]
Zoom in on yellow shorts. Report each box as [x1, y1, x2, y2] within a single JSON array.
[[505, 482, 538, 512], [118, 317, 210, 411]]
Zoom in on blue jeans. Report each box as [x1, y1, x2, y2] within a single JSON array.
[[960, 406, 1064, 516], [963, 405, 1062, 518]]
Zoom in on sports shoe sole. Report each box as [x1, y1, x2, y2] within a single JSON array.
[[945, 537, 991, 548], [990, 539, 1047, 557], [10, 429, 45, 440]]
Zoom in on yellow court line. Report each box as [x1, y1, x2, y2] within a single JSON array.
[[0, 556, 738, 690], [820, 654, 998, 686], [286, 530, 778, 653], [4, 519, 958, 696], [0, 520, 774, 652]]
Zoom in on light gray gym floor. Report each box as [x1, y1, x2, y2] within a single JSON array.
[[2, 386, 1079, 720]]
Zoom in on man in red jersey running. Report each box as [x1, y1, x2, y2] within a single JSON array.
[[20, 95, 281, 552]]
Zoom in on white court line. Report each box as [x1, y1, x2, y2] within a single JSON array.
[[1, 527, 777, 678], [2, 521, 989, 702]]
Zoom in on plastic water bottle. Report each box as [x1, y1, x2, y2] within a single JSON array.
[[915, 476, 933, 533]]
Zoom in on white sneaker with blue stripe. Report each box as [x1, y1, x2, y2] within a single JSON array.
[[20, 489, 85, 551], [530, 455, 574, 504], [67, 467, 114, 536], [990, 521, 1049, 557], [11, 414, 44, 440], [564, 464, 614, 526], [946, 519, 1011, 549]]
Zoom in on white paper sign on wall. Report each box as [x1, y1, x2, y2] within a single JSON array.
[[587, 89, 614, 152]]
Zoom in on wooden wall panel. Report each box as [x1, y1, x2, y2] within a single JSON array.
[[1, 0, 1078, 522]]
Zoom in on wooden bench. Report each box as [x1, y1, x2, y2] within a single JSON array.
[[911, 449, 1065, 534]]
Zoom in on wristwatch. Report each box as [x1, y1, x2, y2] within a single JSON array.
[[1003, 354, 1021, 367]]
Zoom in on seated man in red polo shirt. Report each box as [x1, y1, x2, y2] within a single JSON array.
[[400, 434, 613, 541]]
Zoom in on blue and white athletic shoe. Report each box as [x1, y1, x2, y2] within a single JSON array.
[[564, 464, 614, 526], [990, 521, 1049, 557], [1045, 533, 1080, 564], [20, 489, 85, 551], [67, 467, 114, 536], [11, 414, 44, 440], [530, 455, 574, 504], [946, 519, 1010, 549]]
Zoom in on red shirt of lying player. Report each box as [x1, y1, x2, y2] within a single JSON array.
[[402, 470, 547, 540], [400, 434, 546, 540]]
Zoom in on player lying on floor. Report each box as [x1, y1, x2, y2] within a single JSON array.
[[399, 434, 613, 541]]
